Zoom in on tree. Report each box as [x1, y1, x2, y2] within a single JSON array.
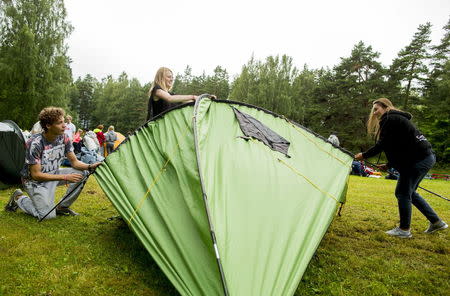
[[420, 18, 450, 163], [229, 55, 260, 104], [291, 65, 318, 125], [70, 74, 97, 129], [229, 54, 298, 119], [429, 18, 450, 80], [204, 66, 230, 99], [307, 42, 388, 151], [173, 65, 230, 99], [0, 0, 73, 129], [90, 72, 147, 133], [389, 23, 432, 110]]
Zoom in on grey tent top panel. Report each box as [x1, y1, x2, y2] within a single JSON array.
[[0, 122, 14, 132], [232, 107, 290, 157]]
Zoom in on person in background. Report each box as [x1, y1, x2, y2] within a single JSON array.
[[4, 107, 101, 219], [83, 130, 100, 153], [93, 125, 106, 156], [351, 160, 367, 177], [73, 128, 83, 154], [64, 115, 76, 141], [31, 121, 43, 134], [355, 98, 447, 238], [105, 125, 117, 155], [327, 132, 340, 146], [146, 67, 198, 120]]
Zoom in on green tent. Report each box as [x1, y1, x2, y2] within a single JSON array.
[[0, 120, 25, 189], [95, 96, 353, 296]]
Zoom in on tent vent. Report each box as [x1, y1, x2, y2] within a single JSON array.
[[232, 107, 290, 157]]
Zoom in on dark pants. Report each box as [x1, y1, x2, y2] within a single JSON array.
[[73, 141, 83, 154], [395, 154, 440, 229], [106, 142, 115, 154]]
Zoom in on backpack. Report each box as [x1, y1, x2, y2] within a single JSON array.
[[80, 147, 104, 164]]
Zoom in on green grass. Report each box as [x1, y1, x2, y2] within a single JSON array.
[[0, 176, 448, 296]]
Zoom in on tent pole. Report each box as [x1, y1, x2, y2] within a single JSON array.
[[38, 171, 92, 222], [363, 160, 449, 201], [193, 94, 230, 296]]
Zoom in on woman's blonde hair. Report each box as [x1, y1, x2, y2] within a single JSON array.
[[148, 67, 173, 96], [367, 98, 400, 139]]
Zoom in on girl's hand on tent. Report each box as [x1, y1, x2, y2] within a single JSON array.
[[187, 95, 198, 103], [87, 162, 102, 172], [91, 162, 102, 169]]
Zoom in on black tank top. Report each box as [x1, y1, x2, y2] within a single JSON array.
[[146, 85, 180, 120]]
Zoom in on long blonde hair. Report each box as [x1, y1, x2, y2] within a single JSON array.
[[367, 98, 400, 139], [148, 67, 173, 96]]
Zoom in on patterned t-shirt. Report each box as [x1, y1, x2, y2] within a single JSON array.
[[21, 133, 74, 182]]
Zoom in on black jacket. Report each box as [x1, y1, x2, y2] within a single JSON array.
[[362, 110, 432, 170], [146, 85, 180, 121]]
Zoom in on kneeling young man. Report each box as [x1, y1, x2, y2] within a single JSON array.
[[5, 107, 101, 219]]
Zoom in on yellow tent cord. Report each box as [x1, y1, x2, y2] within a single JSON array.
[[126, 157, 171, 224], [278, 158, 339, 203], [239, 122, 344, 204], [126, 123, 193, 224]]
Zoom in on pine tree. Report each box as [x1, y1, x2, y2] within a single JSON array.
[[0, 0, 73, 128], [389, 23, 432, 110]]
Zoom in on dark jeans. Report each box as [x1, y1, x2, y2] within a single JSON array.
[[395, 154, 440, 229]]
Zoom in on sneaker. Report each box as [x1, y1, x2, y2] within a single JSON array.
[[4, 189, 24, 212], [385, 227, 412, 238], [56, 207, 79, 216], [424, 221, 448, 234]]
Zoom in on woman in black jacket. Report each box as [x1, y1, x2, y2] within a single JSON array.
[[355, 98, 447, 238]]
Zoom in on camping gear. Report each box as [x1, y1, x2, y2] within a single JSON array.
[[0, 120, 25, 189], [104, 132, 126, 157], [113, 132, 125, 149], [95, 96, 353, 296], [80, 147, 104, 164]]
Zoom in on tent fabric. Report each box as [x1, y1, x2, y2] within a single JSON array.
[[95, 97, 353, 296], [0, 120, 25, 187], [232, 107, 290, 157]]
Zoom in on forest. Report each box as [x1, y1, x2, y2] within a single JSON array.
[[0, 0, 449, 164]]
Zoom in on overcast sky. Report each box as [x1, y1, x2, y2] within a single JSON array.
[[65, 0, 450, 84]]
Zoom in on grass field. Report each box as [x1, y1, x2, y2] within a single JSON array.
[[0, 175, 448, 296]]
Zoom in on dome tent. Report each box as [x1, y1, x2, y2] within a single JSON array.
[[95, 96, 353, 296], [0, 120, 25, 189]]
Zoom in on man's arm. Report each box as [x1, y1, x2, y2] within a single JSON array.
[[67, 151, 101, 172], [29, 163, 83, 183]]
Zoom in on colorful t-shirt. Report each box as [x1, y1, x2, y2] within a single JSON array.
[[21, 133, 74, 183]]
